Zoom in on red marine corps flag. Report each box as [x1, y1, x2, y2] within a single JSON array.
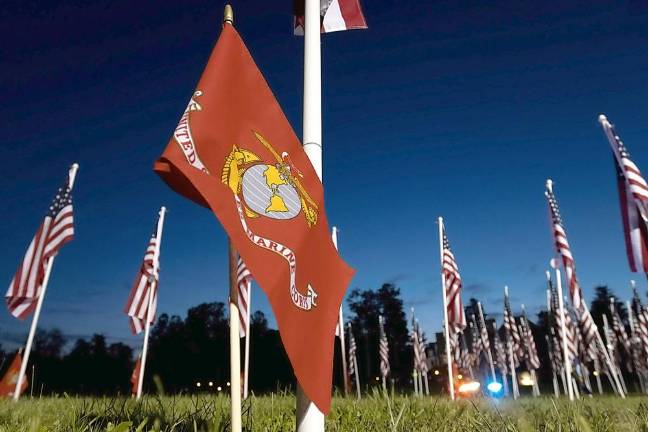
[[153, 22, 354, 412], [0, 351, 28, 398]]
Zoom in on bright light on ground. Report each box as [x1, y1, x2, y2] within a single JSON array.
[[458, 381, 480, 394]]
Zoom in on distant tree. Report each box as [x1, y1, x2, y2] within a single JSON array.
[[589, 286, 627, 333], [34, 329, 66, 358], [348, 283, 411, 390], [377, 284, 410, 385]]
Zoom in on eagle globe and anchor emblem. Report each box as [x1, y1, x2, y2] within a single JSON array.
[[222, 131, 319, 311]]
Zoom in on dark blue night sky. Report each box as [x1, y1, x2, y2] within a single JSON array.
[[3, 0, 648, 349]]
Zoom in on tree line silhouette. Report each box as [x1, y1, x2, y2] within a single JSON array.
[[0, 283, 640, 396]]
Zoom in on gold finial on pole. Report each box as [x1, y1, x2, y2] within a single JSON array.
[[224, 4, 234, 25]]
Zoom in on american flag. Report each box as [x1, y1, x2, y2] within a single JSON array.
[[410, 314, 428, 374], [602, 313, 624, 372], [476, 303, 492, 357], [545, 181, 599, 351], [6, 167, 75, 319], [237, 255, 252, 338], [411, 314, 422, 373], [492, 325, 508, 376], [629, 293, 648, 375], [599, 115, 648, 274], [124, 210, 164, 334], [416, 320, 429, 374], [378, 315, 390, 378], [547, 278, 577, 367], [503, 287, 522, 366], [347, 323, 357, 378], [610, 297, 631, 356], [441, 222, 466, 350], [547, 326, 563, 374], [631, 286, 648, 361], [457, 331, 472, 374], [519, 311, 540, 370], [468, 317, 482, 367]]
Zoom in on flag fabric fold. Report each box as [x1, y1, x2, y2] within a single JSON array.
[[153, 23, 354, 413]]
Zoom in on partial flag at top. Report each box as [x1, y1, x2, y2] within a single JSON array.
[[153, 22, 354, 413], [294, 0, 367, 34], [6, 165, 76, 319], [599, 115, 648, 274]]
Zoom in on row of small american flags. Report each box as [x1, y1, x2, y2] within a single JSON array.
[[6, 113, 648, 401], [432, 114, 648, 400]]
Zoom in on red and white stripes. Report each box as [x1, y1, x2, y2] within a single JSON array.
[[441, 223, 467, 341], [6, 168, 75, 319], [600, 115, 648, 274], [124, 213, 163, 335], [237, 256, 252, 338], [294, 0, 367, 35]]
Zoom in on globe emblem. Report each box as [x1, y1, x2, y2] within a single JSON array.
[[241, 164, 301, 220]]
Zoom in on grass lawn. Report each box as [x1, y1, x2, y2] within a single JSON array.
[[0, 393, 646, 431]]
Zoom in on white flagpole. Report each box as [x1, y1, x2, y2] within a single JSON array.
[[222, 7, 242, 432], [14, 163, 79, 402], [587, 306, 625, 398], [438, 217, 455, 400], [297, 0, 325, 427], [477, 302, 497, 382], [555, 267, 574, 401], [602, 314, 626, 396], [228, 241, 242, 432], [331, 227, 349, 397], [243, 279, 252, 399], [137, 205, 166, 400]]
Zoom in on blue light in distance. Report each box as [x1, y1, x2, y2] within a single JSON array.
[[486, 381, 503, 394]]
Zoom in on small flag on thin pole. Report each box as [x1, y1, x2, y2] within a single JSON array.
[[545, 179, 625, 397], [378, 315, 390, 393], [438, 217, 466, 401], [347, 322, 361, 399], [236, 255, 253, 399], [124, 206, 166, 400], [6, 163, 78, 401]]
